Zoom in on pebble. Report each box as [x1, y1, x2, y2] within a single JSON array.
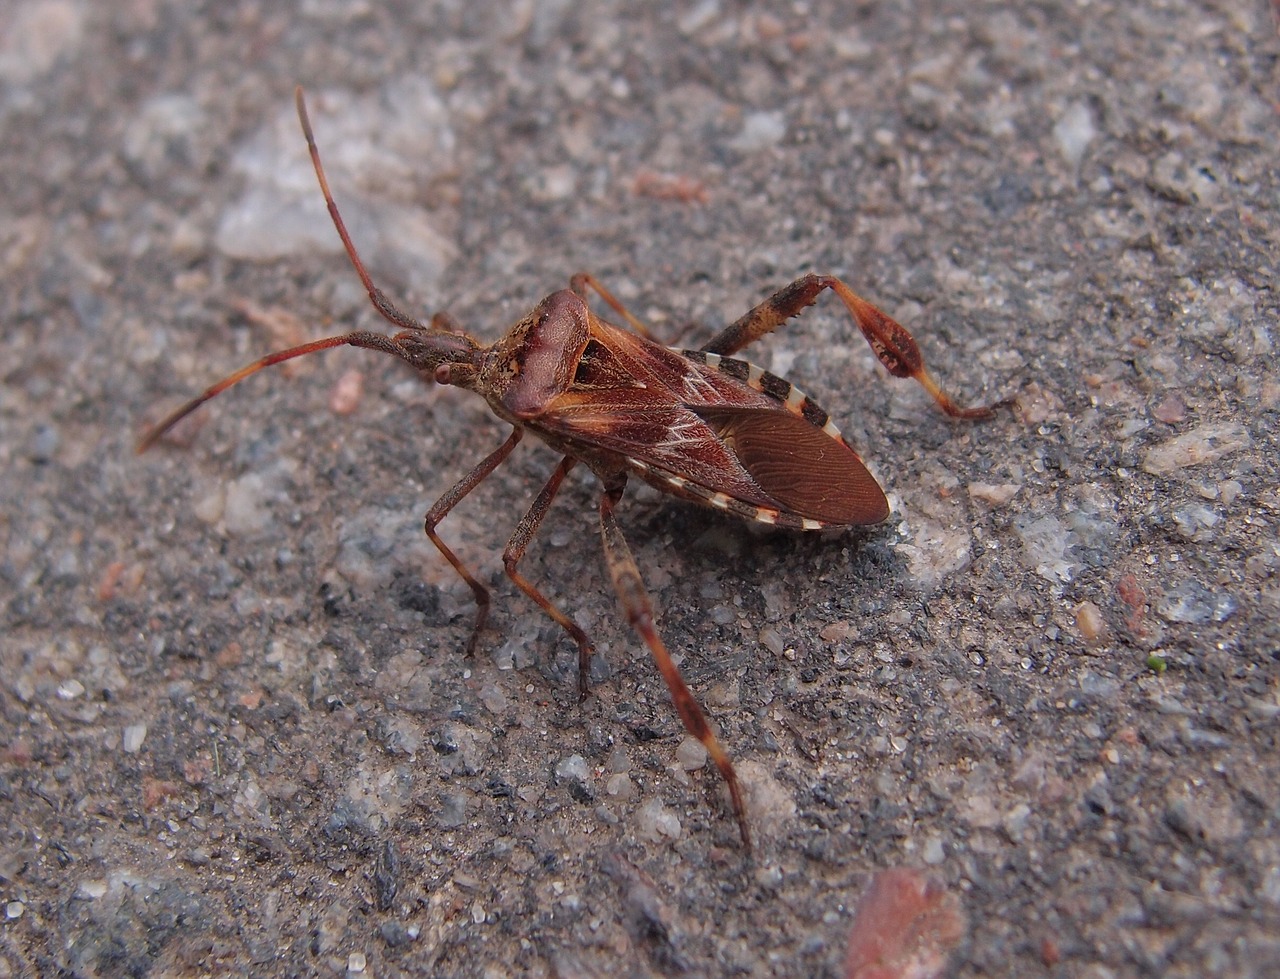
[[1016, 515, 1075, 584], [1075, 601, 1106, 642], [1155, 580, 1237, 624], [523, 165, 576, 202], [1151, 394, 1186, 424], [192, 486, 226, 525], [967, 482, 1022, 506], [57, 678, 85, 700], [817, 621, 854, 647], [29, 424, 59, 463], [902, 521, 974, 587], [760, 581, 789, 622], [711, 604, 736, 626], [605, 773, 635, 800], [727, 111, 787, 153], [606, 747, 631, 774], [1150, 151, 1220, 205], [843, 869, 965, 977], [677, 0, 720, 35], [754, 863, 784, 889], [921, 836, 946, 865], [555, 754, 589, 783], [438, 792, 468, 829], [1172, 503, 1220, 541], [674, 736, 708, 771], [759, 625, 785, 655], [122, 723, 147, 754], [1078, 671, 1121, 700], [380, 921, 415, 947], [222, 473, 275, 537], [492, 617, 544, 671], [1142, 422, 1251, 475], [76, 879, 108, 900], [738, 760, 796, 831], [1053, 100, 1096, 170], [478, 683, 508, 714], [328, 369, 364, 415], [636, 798, 682, 842]]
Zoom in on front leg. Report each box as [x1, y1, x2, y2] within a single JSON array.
[[702, 273, 1007, 419], [423, 428, 523, 656], [501, 455, 595, 700], [596, 474, 750, 848], [570, 271, 657, 339]]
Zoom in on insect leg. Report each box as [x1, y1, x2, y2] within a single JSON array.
[[701, 273, 828, 357], [570, 272, 657, 340], [702, 273, 1006, 419], [597, 476, 750, 848], [501, 455, 596, 700], [423, 427, 524, 656]]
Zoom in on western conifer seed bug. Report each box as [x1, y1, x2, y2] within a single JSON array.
[[139, 88, 1008, 849]]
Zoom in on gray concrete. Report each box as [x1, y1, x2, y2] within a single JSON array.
[[2, 1, 1277, 975]]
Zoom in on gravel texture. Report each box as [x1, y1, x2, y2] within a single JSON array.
[[2, 2, 1278, 976]]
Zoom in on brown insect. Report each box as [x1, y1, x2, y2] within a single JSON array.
[[139, 88, 1007, 848]]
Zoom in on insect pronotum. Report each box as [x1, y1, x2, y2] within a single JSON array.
[[139, 88, 1008, 848]]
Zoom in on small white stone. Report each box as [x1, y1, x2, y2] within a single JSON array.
[[678, 0, 720, 35], [1143, 422, 1251, 475], [76, 879, 108, 900], [605, 773, 636, 799], [223, 473, 273, 536], [122, 723, 147, 754], [967, 482, 1022, 506], [555, 754, 589, 783], [728, 111, 787, 153], [922, 835, 946, 865], [637, 798, 682, 842], [57, 678, 85, 700], [674, 736, 708, 772], [479, 683, 507, 714], [1053, 100, 1095, 169]]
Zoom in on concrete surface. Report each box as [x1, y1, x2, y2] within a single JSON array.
[[2, 1, 1277, 976]]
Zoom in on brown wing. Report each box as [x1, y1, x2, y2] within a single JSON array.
[[523, 320, 889, 527], [535, 396, 785, 508], [693, 406, 889, 525]]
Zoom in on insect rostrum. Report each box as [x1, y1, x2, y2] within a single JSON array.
[[139, 88, 1007, 849]]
